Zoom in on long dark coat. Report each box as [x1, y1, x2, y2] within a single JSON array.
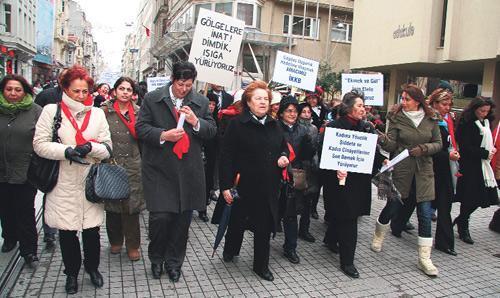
[[321, 116, 385, 219], [432, 123, 455, 207], [219, 110, 288, 232], [102, 101, 145, 214], [135, 83, 217, 213], [381, 110, 442, 202], [455, 118, 499, 208]]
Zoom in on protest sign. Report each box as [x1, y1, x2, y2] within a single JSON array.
[[341, 73, 384, 106], [272, 51, 319, 91], [189, 8, 245, 87], [147, 77, 170, 92], [319, 127, 378, 174]]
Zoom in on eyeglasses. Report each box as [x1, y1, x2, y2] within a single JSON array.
[[284, 109, 298, 114], [70, 89, 89, 95]]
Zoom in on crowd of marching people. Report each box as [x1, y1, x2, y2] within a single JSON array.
[[1, 62, 499, 294]]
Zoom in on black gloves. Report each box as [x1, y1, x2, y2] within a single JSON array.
[[64, 147, 89, 165], [74, 142, 92, 157]]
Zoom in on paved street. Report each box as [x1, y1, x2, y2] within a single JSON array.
[[7, 191, 500, 297]]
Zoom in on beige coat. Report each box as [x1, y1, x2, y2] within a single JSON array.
[[33, 94, 112, 231]]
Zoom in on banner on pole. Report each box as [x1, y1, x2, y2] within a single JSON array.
[[319, 127, 378, 174], [341, 73, 384, 106], [189, 9, 245, 87], [272, 51, 319, 91]]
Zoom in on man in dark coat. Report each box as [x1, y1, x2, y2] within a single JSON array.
[[208, 84, 234, 121], [136, 61, 217, 282]]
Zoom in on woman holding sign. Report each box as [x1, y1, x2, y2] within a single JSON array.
[[454, 97, 498, 244], [375, 85, 442, 277], [321, 91, 385, 278], [220, 80, 289, 282]]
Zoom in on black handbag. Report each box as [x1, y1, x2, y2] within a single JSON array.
[[27, 104, 62, 193], [85, 143, 130, 203]]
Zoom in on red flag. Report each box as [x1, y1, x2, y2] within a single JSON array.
[[143, 25, 150, 37]]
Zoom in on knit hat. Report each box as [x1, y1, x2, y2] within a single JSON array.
[[278, 95, 299, 116]]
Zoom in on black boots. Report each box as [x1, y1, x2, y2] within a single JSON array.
[[65, 276, 78, 294], [454, 217, 474, 244]]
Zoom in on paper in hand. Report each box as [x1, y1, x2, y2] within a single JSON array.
[[177, 113, 186, 129], [380, 149, 409, 173]]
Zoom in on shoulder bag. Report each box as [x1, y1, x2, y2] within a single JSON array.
[[27, 103, 62, 193], [85, 143, 130, 203]]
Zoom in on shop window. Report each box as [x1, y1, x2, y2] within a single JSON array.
[[283, 15, 320, 38], [331, 21, 352, 42], [243, 54, 264, 73]]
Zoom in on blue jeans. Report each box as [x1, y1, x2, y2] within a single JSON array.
[[378, 179, 433, 238]]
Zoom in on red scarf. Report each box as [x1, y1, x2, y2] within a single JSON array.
[[444, 113, 457, 150], [113, 100, 137, 139], [218, 105, 240, 121], [172, 110, 190, 159], [282, 142, 296, 180], [61, 96, 95, 145]]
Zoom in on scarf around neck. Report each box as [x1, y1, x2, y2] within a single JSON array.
[[113, 100, 137, 139], [402, 108, 425, 127], [61, 92, 95, 145], [474, 119, 497, 188], [0, 93, 33, 114]]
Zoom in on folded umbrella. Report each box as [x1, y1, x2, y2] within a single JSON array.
[[212, 187, 240, 257]]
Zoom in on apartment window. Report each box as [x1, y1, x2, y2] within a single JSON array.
[[331, 21, 352, 42], [62, 0, 65, 12], [256, 5, 261, 29], [215, 2, 232, 16], [237, 3, 253, 26], [4, 4, 11, 33], [243, 54, 264, 73], [194, 3, 211, 24], [283, 15, 320, 38], [440, 0, 448, 47]]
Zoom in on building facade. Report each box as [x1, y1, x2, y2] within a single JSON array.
[[350, 0, 500, 106], [0, 0, 37, 79], [146, 0, 354, 90]]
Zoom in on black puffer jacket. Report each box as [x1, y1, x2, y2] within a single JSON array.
[[279, 121, 314, 169]]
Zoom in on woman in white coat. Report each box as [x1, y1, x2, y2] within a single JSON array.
[[33, 65, 111, 295]]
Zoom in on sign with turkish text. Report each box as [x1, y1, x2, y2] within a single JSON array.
[[341, 73, 384, 106], [272, 51, 319, 91], [319, 127, 377, 174], [189, 8, 245, 87], [147, 77, 170, 92]]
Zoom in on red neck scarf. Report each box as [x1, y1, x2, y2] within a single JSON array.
[[60, 96, 94, 145], [282, 142, 296, 180], [444, 113, 457, 150], [113, 100, 137, 139], [172, 109, 190, 159]]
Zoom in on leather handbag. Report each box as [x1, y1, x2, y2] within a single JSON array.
[[85, 143, 130, 203], [291, 168, 308, 190], [27, 104, 62, 193]]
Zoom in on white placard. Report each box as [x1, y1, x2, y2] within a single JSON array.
[[379, 149, 409, 173], [319, 127, 378, 174], [341, 73, 384, 106], [147, 77, 170, 92], [176, 113, 186, 129], [189, 9, 245, 87], [272, 51, 319, 92]]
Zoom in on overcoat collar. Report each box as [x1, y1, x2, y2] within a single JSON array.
[[239, 109, 276, 126], [154, 82, 202, 119]]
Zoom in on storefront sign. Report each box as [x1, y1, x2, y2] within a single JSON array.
[[189, 8, 245, 87]]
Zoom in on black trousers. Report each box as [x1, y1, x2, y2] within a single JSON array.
[[0, 183, 38, 257], [324, 217, 358, 266], [148, 211, 191, 270], [224, 202, 273, 273], [59, 227, 100, 276], [434, 185, 455, 250]]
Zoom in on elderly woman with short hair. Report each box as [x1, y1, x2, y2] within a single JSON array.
[[220, 80, 289, 281], [0, 75, 42, 268]]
